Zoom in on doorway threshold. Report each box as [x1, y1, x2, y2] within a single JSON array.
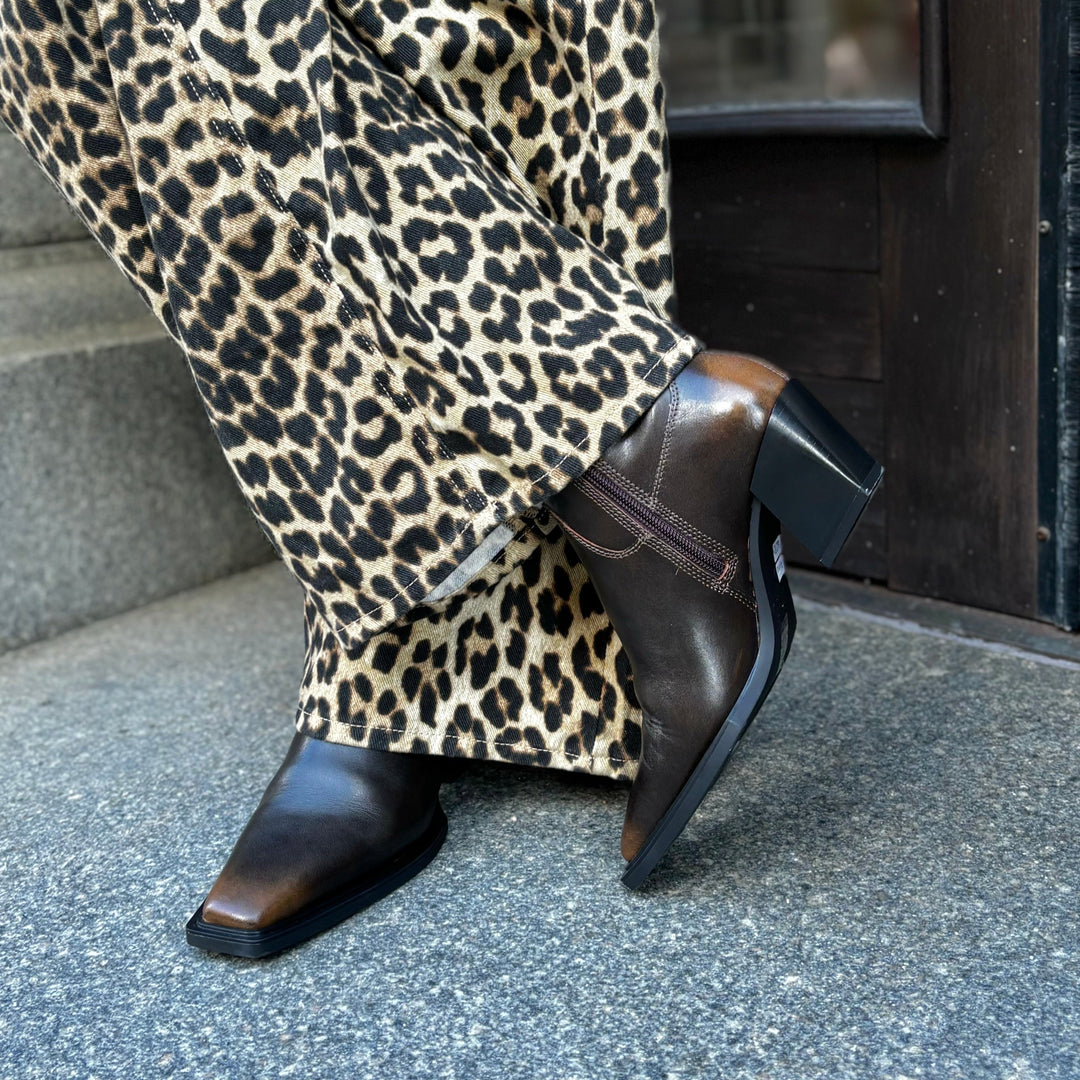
[[789, 569, 1080, 670]]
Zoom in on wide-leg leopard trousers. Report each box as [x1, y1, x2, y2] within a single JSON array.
[[0, 0, 704, 778]]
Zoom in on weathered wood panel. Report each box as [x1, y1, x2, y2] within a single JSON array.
[[670, 138, 880, 272], [879, 0, 1041, 616], [673, 257, 881, 380]]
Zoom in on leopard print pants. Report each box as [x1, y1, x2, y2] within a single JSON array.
[[0, 0, 704, 779]]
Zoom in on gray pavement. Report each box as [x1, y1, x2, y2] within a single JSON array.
[[0, 562, 1077, 1080]]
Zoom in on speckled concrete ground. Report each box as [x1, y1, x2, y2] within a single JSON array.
[[0, 563, 1077, 1080]]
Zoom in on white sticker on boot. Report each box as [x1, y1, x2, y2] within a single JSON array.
[[772, 535, 786, 580]]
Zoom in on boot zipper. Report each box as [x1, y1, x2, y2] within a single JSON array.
[[580, 465, 730, 581]]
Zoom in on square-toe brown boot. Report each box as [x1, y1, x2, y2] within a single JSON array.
[[185, 734, 450, 958]]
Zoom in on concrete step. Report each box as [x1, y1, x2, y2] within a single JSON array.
[[0, 128, 90, 249], [0, 563, 1075, 1078], [0, 242, 273, 652], [0, 239, 160, 351]]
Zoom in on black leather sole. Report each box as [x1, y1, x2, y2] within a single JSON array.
[[185, 805, 449, 958]]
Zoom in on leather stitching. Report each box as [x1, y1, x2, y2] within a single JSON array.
[[585, 462, 739, 564], [548, 511, 645, 560], [652, 380, 678, 499], [574, 478, 741, 594]]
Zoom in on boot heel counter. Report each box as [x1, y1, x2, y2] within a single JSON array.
[[750, 380, 884, 567]]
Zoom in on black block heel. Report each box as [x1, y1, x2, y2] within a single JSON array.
[[750, 380, 884, 567]]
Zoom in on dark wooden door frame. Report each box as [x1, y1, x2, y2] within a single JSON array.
[[1037, 0, 1080, 630]]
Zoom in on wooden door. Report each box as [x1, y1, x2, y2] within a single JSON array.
[[666, 0, 1046, 620]]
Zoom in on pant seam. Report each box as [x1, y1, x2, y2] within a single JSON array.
[[153, 0, 480, 500], [294, 703, 639, 768], [144, 0, 504, 627]]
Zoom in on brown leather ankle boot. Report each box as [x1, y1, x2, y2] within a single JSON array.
[[545, 349, 882, 887], [185, 733, 449, 957]]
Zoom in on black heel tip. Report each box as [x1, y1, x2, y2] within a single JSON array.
[[817, 461, 884, 568]]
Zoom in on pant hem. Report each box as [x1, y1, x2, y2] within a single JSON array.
[[330, 328, 705, 646], [294, 705, 640, 780]]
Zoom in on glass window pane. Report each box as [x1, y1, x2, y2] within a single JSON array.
[[659, 0, 922, 112]]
